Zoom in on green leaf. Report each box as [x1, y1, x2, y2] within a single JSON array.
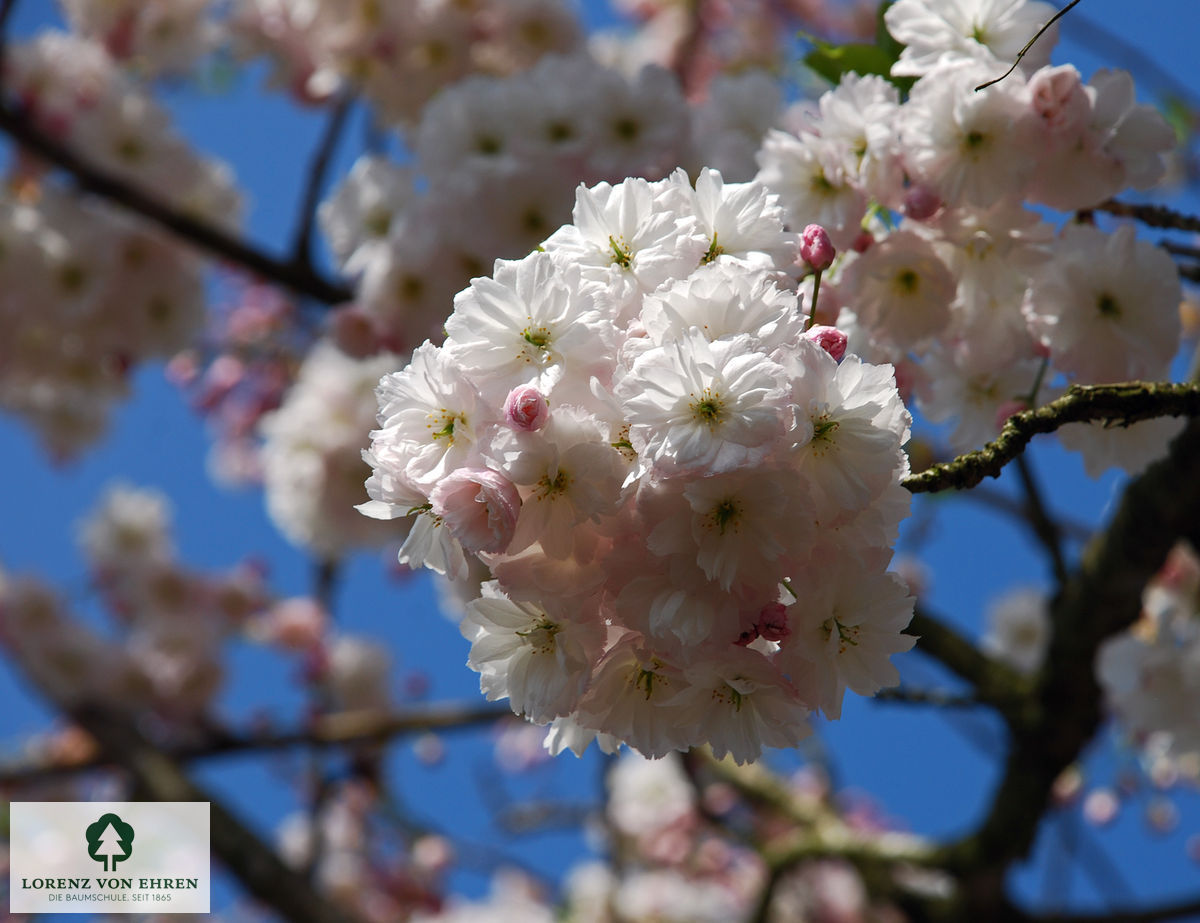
[[803, 39, 895, 85], [1160, 94, 1195, 146], [799, 0, 914, 93], [875, 0, 906, 59]]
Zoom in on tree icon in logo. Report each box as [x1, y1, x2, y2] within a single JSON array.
[[85, 813, 134, 872]]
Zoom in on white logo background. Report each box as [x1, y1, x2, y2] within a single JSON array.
[[9, 802, 210, 914]]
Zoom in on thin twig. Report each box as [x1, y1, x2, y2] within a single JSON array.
[[964, 485, 1094, 544], [290, 94, 353, 268], [872, 687, 986, 708], [313, 558, 341, 615], [1014, 454, 1069, 586], [0, 102, 353, 305], [976, 0, 1083, 91], [1177, 264, 1200, 284], [895, 658, 1008, 759], [907, 609, 1030, 718], [903, 382, 1200, 494]]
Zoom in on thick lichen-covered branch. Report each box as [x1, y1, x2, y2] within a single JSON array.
[[933, 418, 1200, 914], [903, 382, 1200, 494], [696, 754, 938, 923]]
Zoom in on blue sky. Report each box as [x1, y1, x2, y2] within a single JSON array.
[[2, 0, 1199, 916]]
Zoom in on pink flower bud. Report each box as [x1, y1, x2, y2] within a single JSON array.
[[803, 325, 848, 361], [1029, 65, 1089, 133], [851, 230, 874, 253], [798, 224, 836, 271], [994, 399, 1028, 431], [757, 603, 791, 642], [902, 184, 942, 221], [504, 385, 550, 431], [430, 468, 522, 555]]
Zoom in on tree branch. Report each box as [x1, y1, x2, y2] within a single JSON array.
[[0, 101, 354, 305], [907, 609, 1030, 718], [0, 0, 17, 41], [936, 418, 1200, 912], [962, 485, 1095, 544], [1160, 240, 1200, 261], [0, 702, 512, 787], [290, 94, 353, 268], [697, 754, 937, 923], [872, 686, 987, 708], [1014, 454, 1069, 585], [1096, 200, 1200, 234], [70, 705, 368, 923], [903, 382, 1200, 494]]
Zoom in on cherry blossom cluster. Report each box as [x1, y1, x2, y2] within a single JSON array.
[[0, 484, 263, 717], [595, 0, 876, 95], [0, 28, 241, 457], [0, 186, 207, 458], [169, 283, 299, 487], [277, 779, 450, 918], [320, 54, 784, 358], [1097, 542, 1200, 766], [360, 169, 916, 763], [980, 586, 1050, 676], [259, 339, 404, 561], [7, 30, 241, 224], [58, 0, 218, 77], [0, 482, 399, 724], [398, 749, 913, 922], [754, 0, 1183, 475], [479, 751, 909, 923], [228, 0, 583, 123]]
